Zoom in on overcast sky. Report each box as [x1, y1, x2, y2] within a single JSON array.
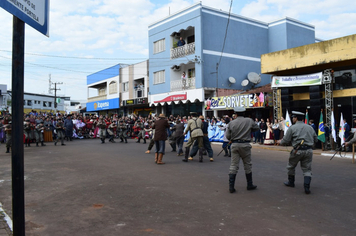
[[0, 0, 355, 100]]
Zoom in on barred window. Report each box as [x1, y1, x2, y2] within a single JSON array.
[[153, 70, 165, 84], [109, 81, 117, 94], [154, 39, 165, 54], [122, 82, 129, 92]]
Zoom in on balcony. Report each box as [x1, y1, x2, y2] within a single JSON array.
[[87, 94, 107, 102], [171, 77, 196, 92], [170, 42, 195, 59]]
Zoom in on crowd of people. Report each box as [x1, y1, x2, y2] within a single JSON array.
[[2, 108, 353, 194]]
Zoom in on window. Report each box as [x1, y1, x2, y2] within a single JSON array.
[[154, 70, 165, 84], [154, 39, 165, 54], [27, 100, 32, 106], [188, 68, 195, 78], [98, 88, 106, 96], [123, 82, 129, 92], [109, 81, 117, 94], [48, 102, 52, 107], [43, 101, 47, 107]]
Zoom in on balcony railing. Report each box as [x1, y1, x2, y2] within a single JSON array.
[[87, 94, 107, 102], [170, 42, 195, 59], [170, 77, 195, 92]]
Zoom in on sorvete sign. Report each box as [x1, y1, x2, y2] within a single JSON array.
[[86, 98, 120, 111], [0, 0, 50, 36]]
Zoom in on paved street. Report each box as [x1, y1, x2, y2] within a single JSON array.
[[0, 139, 355, 236]]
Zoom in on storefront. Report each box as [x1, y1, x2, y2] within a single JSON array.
[[205, 91, 273, 119], [261, 34, 356, 126], [86, 98, 120, 116], [122, 98, 151, 116]]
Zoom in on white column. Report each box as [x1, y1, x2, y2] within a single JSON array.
[[214, 109, 218, 118]]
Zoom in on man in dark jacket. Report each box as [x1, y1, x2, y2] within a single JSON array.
[[64, 115, 74, 141], [173, 120, 185, 156], [152, 114, 170, 164]]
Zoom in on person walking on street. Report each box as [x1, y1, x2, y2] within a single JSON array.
[[54, 117, 66, 146], [172, 119, 185, 156], [152, 114, 170, 164], [226, 107, 259, 193], [277, 111, 318, 194], [182, 112, 204, 162]]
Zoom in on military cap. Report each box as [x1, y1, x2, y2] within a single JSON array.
[[190, 112, 198, 117], [233, 106, 246, 113], [291, 111, 305, 118]]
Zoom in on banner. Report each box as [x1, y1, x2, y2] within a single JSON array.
[[205, 92, 272, 110], [271, 72, 322, 88]]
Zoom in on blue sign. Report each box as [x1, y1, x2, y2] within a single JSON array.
[[86, 98, 120, 112], [0, 0, 50, 36]]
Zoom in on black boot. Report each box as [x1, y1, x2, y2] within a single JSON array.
[[246, 172, 257, 190], [182, 147, 189, 162], [101, 138, 105, 143], [304, 176, 311, 194], [124, 138, 127, 143], [228, 148, 231, 157], [28, 140, 31, 147], [284, 175, 295, 187], [136, 138, 140, 143], [143, 139, 146, 144], [36, 142, 39, 147], [170, 143, 176, 152], [6, 147, 10, 153], [120, 138, 124, 143], [199, 148, 204, 162], [229, 174, 236, 193], [41, 141, 46, 146], [223, 147, 228, 157]]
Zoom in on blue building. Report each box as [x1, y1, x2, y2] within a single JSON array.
[[86, 64, 121, 114], [148, 2, 317, 118]]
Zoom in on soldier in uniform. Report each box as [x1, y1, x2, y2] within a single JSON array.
[[54, 117, 66, 146], [35, 121, 46, 146], [189, 115, 214, 162], [118, 120, 128, 143], [5, 121, 12, 153], [182, 112, 204, 162], [277, 111, 318, 194], [24, 118, 33, 147], [226, 107, 259, 193], [107, 120, 117, 143], [98, 118, 107, 143], [135, 120, 146, 143]]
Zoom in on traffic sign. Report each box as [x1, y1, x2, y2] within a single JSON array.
[[0, 0, 50, 36]]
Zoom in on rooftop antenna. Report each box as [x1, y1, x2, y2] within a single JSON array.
[[228, 77, 236, 87], [247, 72, 261, 87]]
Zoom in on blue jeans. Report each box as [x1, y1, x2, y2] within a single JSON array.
[[155, 140, 166, 154]]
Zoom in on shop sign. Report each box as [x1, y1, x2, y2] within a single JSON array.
[[86, 98, 120, 111], [271, 72, 322, 88], [154, 93, 187, 103], [125, 99, 135, 105], [205, 92, 272, 110]]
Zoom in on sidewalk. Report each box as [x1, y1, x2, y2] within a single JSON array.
[[0, 203, 12, 236], [212, 142, 356, 162]]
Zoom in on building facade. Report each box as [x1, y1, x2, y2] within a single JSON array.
[[148, 2, 317, 118], [261, 34, 356, 128], [120, 60, 150, 116], [86, 64, 121, 115]]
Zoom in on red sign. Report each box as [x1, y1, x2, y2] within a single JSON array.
[[154, 93, 187, 103]]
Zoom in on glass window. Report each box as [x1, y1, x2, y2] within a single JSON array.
[[154, 39, 165, 54], [109, 81, 117, 94], [27, 100, 32, 106], [43, 101, 47, 107], [154, 70, 165, 84], [48, 102, 52, 107], [123, 82, 129, 92]]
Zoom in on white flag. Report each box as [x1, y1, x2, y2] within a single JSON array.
[[339, 113, 345, 145], [331, 111, 337, 143], [284, 110, 291, 135]]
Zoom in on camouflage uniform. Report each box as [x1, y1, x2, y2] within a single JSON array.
[[55, 118, 66, 146], [118, 121, 128, 143], [35, 122, 46, 146]]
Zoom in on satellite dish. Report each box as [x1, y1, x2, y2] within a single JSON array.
[[247, 72, 261, 84], [241, 79, 249, 87], [228, 77, 236, 84]]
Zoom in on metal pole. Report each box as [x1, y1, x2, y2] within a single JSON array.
[[11, 16, 25, 236]]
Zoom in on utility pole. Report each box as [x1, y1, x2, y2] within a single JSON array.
[[48, 74, 52, 94], [50, 82, 63, 114]]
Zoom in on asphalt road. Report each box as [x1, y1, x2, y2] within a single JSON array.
[[0, 139, 355, 236]]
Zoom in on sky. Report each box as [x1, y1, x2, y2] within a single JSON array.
[[0, 0, 355, 100]]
